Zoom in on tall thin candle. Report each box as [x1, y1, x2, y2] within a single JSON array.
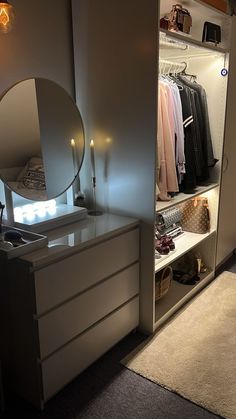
[[70, 138, 77, 176], [90, 139, 95, 178]]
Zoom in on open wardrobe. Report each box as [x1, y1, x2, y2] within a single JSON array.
[[139, 0, 236, 334]]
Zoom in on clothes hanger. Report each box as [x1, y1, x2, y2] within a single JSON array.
[[179, 61, 197, 82]]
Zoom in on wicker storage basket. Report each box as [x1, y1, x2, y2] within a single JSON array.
[[155, 266, 172, 301]]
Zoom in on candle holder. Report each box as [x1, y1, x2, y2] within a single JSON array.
[[88, 176, 103, 216]]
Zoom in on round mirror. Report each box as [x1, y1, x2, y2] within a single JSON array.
[[0, 78, 85, 201]]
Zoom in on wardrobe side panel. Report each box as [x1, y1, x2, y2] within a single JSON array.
[[217, 17, 236, 266], [72, 0, 158, 332]]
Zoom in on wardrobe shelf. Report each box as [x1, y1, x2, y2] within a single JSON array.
[[160, 29, 229, 55], [154, 269, 214, 329], [155, 229, 216, 273], [156, 183, 219, 212]]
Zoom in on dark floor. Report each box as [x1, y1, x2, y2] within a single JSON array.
[[2, 255, 235, 419]]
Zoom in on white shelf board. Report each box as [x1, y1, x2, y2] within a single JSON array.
[[160, 29, 229, 54], [155, 230, 216, 273], [154, 269, 214, 329], [156, 183, 219, 212]]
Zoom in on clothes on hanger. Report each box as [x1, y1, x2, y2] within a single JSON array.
[[157, 72, 217, 200], [157, 80, 179, 201]]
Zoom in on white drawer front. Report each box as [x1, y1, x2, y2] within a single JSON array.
[[41, 296, 139, 401], [38, 263, 139, 358], [35, 228, 139, 315]]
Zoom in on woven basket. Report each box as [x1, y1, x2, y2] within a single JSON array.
[[155, 266, 172, 301]]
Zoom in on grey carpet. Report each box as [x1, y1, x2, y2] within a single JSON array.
[[1, 332, 219, 419], [123, 271, 236, 419]]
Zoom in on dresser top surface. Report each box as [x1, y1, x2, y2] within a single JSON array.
[[19, 213, 139, 267]]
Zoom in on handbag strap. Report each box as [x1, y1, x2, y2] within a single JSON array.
[[202, 22, 207, 42], [158, 266, 172, 284]]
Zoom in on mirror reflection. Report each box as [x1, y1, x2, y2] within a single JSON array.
[[0, 78, 85, 201]]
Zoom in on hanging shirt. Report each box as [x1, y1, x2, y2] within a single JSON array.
[[159, 78, 186, 182], [178, 76, 217, 171], [179, 85, 197, 192], [157, 81, 179, 200], [171, 83, 186, 180]]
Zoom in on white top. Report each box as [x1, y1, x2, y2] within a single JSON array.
[[20, 213, 139, 268]]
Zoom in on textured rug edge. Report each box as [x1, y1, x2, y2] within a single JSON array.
[[121, 270, 236, 366], [121, 271, 236, 419]]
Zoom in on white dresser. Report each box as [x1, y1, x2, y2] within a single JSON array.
[[2, 213, 140, 409]]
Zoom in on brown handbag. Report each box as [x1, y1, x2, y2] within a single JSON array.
[[179, 197, 210, 234], [168, 4, 192, 34]]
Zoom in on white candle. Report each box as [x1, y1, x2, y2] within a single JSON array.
[[70, 138, 77, 176], [90, 139, 95, 178]]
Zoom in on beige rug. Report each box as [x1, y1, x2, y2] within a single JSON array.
[[122, 271, 236, 419]]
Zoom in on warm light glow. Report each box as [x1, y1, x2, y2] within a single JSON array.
[[0, 2, 14, 33], [90, 139, 95, 177], [0, 6, 9, 26], [106, 137, 111, 144], [70, 138, 75, 147], [14, 200, 57, 220]]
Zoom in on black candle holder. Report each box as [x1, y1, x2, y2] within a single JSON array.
[[88, 177, 103, 216], [0, 202, 5, 234]]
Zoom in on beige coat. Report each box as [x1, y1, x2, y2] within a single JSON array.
[[157, 82, 179, 201]]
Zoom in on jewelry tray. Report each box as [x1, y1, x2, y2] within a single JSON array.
[[0, 225, 48, 259]]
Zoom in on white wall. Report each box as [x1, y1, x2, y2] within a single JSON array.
[[0, 0, 75, 202], [0, 79, 40, 169], [0, 0, 74, 96]]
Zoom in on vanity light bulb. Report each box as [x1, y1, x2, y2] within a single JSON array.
[[0, 2, 14, 34]]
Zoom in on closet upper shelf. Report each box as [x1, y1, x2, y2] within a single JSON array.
[[160, 0, 230, 20], [156, 183, 219, 212], [160, 0, 231, 51], [159, 29, 229, 55]]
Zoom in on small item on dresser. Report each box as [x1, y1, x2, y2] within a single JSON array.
[[4, 230, 27, 246], [0, 240, 14, 250], [202, 21, 221, 45], [155, 266, 173, 301], [179, 197, 210, 234]]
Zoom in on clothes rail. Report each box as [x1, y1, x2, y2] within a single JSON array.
[[159, 59, 187, 74]]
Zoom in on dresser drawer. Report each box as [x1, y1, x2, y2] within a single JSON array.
[[34, 228, 139, 315], [41, 296, 139, 401], [37, 263, 139, 358]]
